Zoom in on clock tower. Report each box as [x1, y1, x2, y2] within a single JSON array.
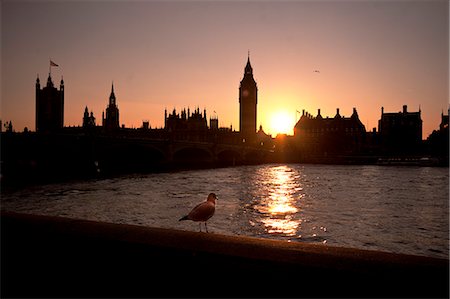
[[103, 82, 120, 130], [239, 54, 258, 143]]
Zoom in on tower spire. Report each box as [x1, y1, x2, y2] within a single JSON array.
[[109, 81, 116, 106], [245, 52, 253, 75]]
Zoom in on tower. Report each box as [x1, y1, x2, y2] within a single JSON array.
[[83, 106, 96, 128], [239, 54, 258, 143], [35, 74, 64, 132], [103, 82, 120, 130]]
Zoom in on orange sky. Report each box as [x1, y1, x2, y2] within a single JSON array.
[[2, 1, 448, 138]]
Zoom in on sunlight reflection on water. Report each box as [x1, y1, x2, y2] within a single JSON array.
[[255, 165, 301, 237]]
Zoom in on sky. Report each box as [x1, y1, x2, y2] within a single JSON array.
[[1, 0, 449, 137]]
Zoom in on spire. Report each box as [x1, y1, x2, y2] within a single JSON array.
[[245, 52, 253, 75], [47, 73, 54, 87], [109, 81, 116, 105]]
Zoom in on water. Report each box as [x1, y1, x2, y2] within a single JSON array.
[[1, 164, 448, 259]]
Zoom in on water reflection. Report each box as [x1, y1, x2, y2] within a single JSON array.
[[254, 165, 302, 237]]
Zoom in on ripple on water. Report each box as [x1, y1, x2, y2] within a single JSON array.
[[1, 164, 448, 259]]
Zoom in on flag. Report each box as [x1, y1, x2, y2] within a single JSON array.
[[50, 60, 59, 67]]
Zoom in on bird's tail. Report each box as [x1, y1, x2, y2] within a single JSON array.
[[179, 215, 189, 221]]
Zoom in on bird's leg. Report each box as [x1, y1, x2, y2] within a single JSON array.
[[199, 223, 202, 232], [205, 222, 209, 233]]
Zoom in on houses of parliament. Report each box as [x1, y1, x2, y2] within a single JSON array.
[[32, 55, 270, 148]]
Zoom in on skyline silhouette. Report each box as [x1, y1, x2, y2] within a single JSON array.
[[2, 1, 448, 137], [4, 58, 447, 144]]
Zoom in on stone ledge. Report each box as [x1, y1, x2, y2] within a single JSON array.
[[1, 211, 448, 297]]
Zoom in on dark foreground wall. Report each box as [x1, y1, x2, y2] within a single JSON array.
[[1, 211, 448, 298]]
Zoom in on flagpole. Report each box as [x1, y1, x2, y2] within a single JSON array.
[[49, 59, 60, 77]]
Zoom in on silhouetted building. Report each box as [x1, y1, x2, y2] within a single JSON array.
[[165, 107, 209, 141], [82, 106, 96, 128], [439, 109, 449, 131], [3, 120, 13, 133], [378, 105, 422, 154], [210, 116, 219, 130], [426, 108, 449, 164], [102, 83, 120, 130], [294, 108, 366, 156], [256, 125, 273, 148], [239, 55, 258, 143], [36, 74, 64, 132]]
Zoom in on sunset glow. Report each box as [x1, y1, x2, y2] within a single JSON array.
[[1, 1, 448, 138], [269, 110, 297, 136]]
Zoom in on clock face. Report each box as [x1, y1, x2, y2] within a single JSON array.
[[243, 89, 249, 97]]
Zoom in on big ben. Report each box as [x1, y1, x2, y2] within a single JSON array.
[[239, 54, 258, 143]]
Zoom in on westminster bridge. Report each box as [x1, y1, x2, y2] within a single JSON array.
[[1, 131, 275, 183]]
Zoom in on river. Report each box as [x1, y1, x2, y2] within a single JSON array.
[[1, 164, 448, 259]]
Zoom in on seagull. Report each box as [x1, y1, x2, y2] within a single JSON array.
[[179, 193, 217, 233], [313, 70, 320, 73]]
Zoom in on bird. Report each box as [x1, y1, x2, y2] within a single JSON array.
[[313, 70, 320, 73], [179, 193, 218, 233]]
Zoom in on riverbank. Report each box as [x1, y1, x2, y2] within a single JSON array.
[[1, 211, 448, 298]]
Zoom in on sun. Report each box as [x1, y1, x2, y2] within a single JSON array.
[[269, 111, 296, 136]]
